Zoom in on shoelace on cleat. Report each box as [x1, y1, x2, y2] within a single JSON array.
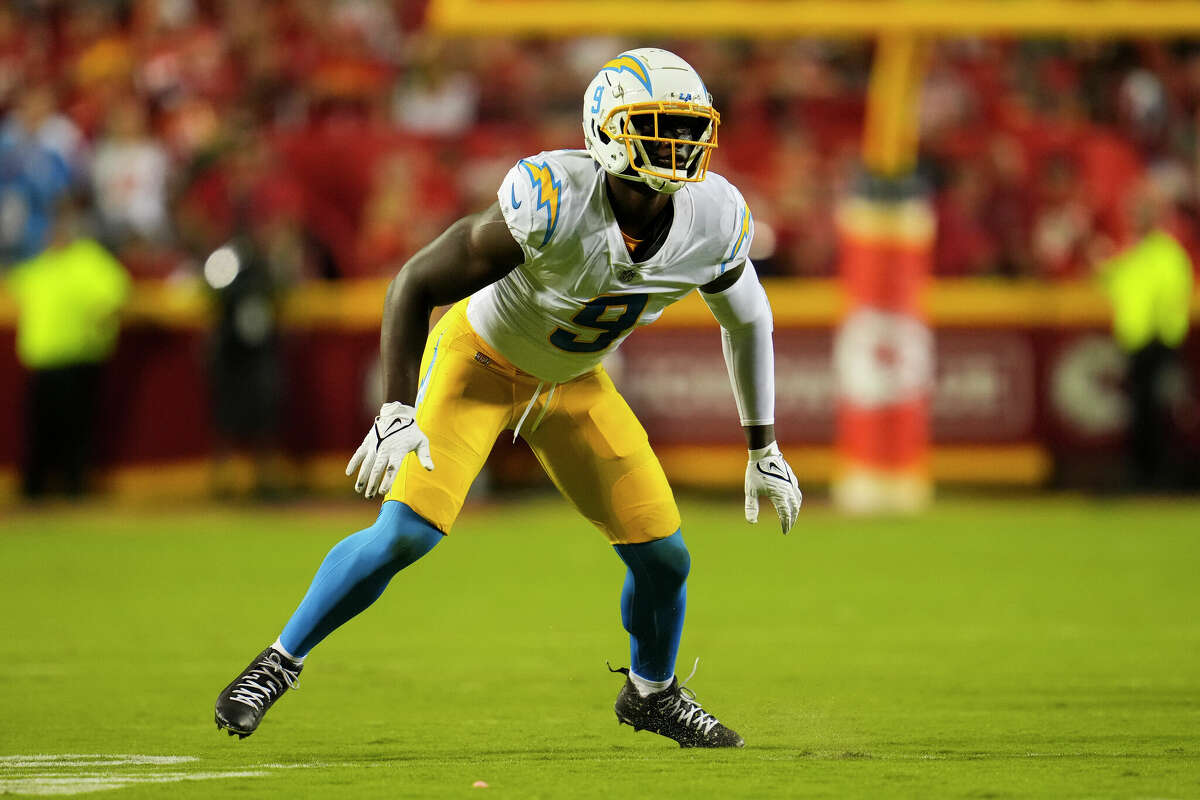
[[657, 658, 721, 737], [657, 686, 721, 736], [228, 652, 300, 712]]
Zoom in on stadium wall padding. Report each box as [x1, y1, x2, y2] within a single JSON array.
[[1, 278, 1198, 498]]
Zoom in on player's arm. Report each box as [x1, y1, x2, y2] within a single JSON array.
[[381, 202, 523, 405], [700, 260, 802, 534], [700, 264, 774, 450], [346, 202, 523, 497]]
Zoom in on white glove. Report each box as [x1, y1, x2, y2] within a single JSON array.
[[345, 401, 434, 499], [744, 441, 802, 534]]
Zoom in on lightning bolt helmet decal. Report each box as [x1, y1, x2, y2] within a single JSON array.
[[600, 53, 653, 94]]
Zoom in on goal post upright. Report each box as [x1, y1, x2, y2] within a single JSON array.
[[833, 33, 934, 513]]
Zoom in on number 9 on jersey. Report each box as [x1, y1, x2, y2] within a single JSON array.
[[549, 294, 648, 353]]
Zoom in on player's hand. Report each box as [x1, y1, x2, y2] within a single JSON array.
[[744, 442, 802, 534], [345, 401, 434, 499]]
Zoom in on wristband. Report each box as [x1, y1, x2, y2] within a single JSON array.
[[748, 441, 780, 461]]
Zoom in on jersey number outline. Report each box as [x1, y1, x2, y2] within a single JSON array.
[[549, 294, 648, 353]]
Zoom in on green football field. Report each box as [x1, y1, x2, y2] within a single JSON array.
[[1, 493, 1198, 798]]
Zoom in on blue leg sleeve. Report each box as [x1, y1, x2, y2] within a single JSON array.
[[613, 530, 690, 682], [279, 501, 443, 657]]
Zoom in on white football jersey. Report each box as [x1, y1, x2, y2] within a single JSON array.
[[467, 149, 753, 383]]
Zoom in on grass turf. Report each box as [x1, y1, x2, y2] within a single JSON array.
[[0, 494, 1198, 798]]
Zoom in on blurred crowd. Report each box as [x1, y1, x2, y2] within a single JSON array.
[[2, 0, 1200, 281]]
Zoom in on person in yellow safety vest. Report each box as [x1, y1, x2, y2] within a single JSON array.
[[1099, 186, 1194, 490], [5, 198, 130, 499]]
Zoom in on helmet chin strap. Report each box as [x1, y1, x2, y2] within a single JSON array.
[[645, 175, 684, 194], [609, 168, 683, 195]]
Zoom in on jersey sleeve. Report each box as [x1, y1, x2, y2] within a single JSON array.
[[497, 156, 565, 263], [716, 185, 755, 276]]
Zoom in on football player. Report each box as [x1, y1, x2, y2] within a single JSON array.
[[214, 47, 802, 748]]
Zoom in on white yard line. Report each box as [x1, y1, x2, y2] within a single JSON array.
[[0, 755, 198, 768], [0, 772, 269, 796], [0, 754, 320, 796]]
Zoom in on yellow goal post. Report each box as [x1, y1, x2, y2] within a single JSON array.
[[427, 1, 1200, 37]]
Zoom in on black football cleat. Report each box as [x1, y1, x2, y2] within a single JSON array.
[[611, 665, 745, 748], [214, 646, 302, 738]]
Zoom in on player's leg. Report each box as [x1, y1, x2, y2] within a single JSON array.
[[525, 371, 686, 678], [613, 531, 690, 684], [524, 369, 743, 747], [276, 501, 444, 658], [213, 500, 442, 738], [274, 307, 516, 659], [215, 303, 512, 738], [526, 368, 685, 661]]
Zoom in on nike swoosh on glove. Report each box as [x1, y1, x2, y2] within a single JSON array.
[[346, 401, 434, 499], [744, 441, 802, 534]]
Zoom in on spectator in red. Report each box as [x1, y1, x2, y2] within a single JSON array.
[[1030, 152, 1097, 279], [935, 161, 998, 277], [0, 6, 51, 110], [760, 130, 838, 277], [175, 114, 303, 267], [984, 134, 1035, 277], [59, 2, 135, 138]]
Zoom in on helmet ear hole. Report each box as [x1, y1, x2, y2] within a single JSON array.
[[598, 128, 610, 145]]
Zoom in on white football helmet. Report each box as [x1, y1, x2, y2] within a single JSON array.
[[582, 48, 719, 194]]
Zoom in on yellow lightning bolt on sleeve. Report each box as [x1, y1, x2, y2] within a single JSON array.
[[520, 160, 562, 247]]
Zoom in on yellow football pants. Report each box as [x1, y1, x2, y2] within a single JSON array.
[[384, 302, 680, 544]]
